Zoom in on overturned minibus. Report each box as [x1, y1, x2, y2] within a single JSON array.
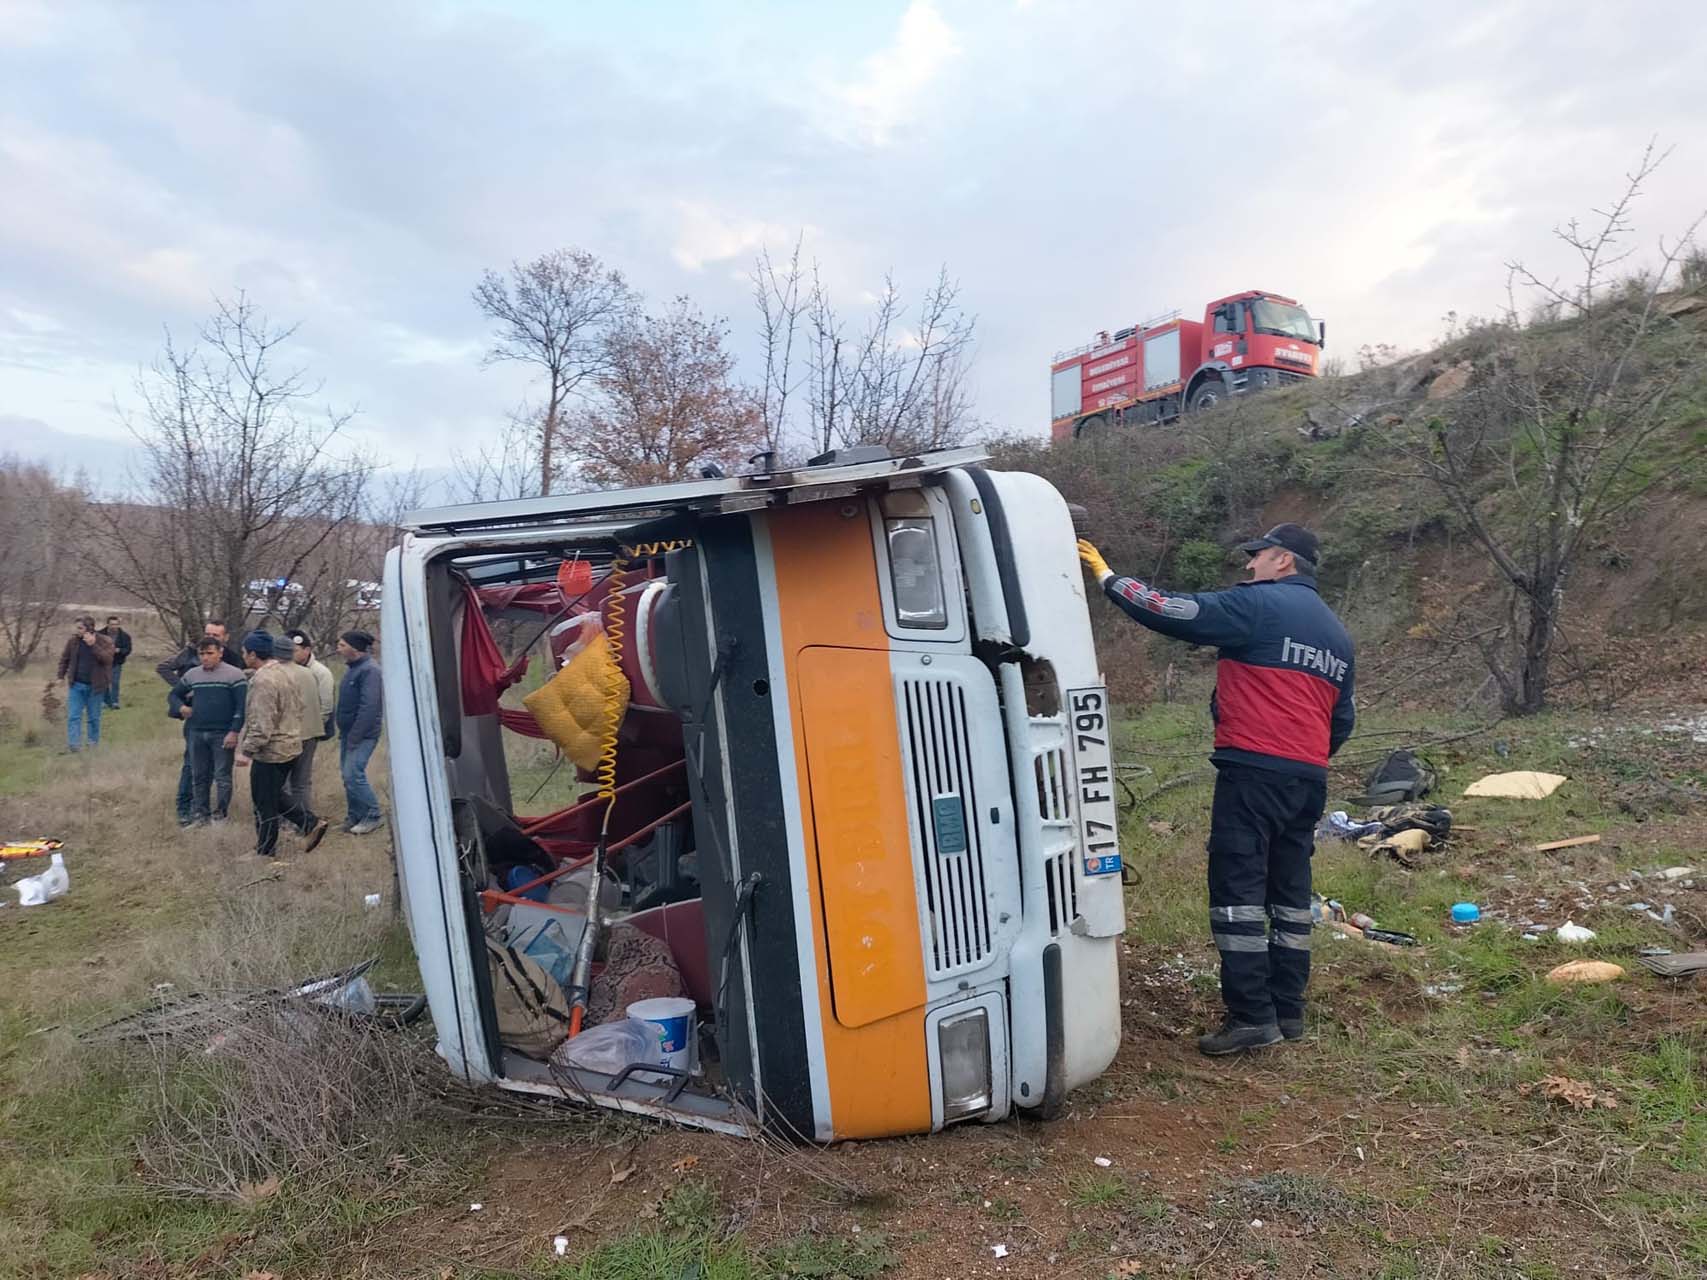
[[381, 446, 1123, 1141]]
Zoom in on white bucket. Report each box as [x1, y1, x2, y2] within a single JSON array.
[[626, 996, 696, 1073]]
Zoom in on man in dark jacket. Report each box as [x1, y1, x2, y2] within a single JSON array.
[[334, 630, 385, 834], [99, 615, 133, 709], [157, 619, 244, 825], [57, 616, 115, 751], [1079, 524, 1355, 1056], [169, 637, 247, 823]]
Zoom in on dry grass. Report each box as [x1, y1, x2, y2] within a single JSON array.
[[0, 650, 445, 1273]]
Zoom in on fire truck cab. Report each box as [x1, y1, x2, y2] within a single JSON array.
[[381, 447, 1125, 1141]]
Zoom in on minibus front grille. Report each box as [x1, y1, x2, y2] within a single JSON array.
[[1035, 746, 1078, 935], [900, 676, 994, 976]]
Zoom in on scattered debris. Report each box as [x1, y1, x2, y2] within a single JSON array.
[[363, 893, 382, 910], [1349, 749, 1437, 805], [1463, 771, 1566, 799], [1546, 960, 1626, 984], [1533, 834, 1601, 852], [1519, 1075, 1618, 1110], [1093, 1155, 1113, 1168], [1319, 810, 1382, 840], [1655, 866, 1696, 881], [0, 836, 62, 861], [990, 1243, 1009, 1258], [553, 1236, 569, 1257], [1637, 951, 1707, 978], [469, 1202, 484, 1212], [1368, 826, 1431, 866], [1423, 980, 1463, 998], [13, 851, 69, 906], [1555, 922, 1596, 944]]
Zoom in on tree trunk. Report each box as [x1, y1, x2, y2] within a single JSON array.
[[1512, 589, 1556, 715], [539, 405, 555, 497]]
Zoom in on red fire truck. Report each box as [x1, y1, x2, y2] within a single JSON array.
[[1050, 290, 1324, 442]]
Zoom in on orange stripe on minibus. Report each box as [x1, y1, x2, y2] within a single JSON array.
[[768, 501, 931, 1138]]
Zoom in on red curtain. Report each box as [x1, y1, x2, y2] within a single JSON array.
[[460, 582, 531, 715]]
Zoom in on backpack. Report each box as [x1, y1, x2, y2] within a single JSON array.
[[1350, 750, 1436, 806], [484, 936, 573, 1059]]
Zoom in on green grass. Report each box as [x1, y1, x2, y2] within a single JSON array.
[[0, 684, 179, 796]]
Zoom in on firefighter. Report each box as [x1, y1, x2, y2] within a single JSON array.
[[1077, 524, 1355, 1055]]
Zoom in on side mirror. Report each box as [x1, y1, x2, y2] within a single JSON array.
[[1317, 320, 1327, 349]]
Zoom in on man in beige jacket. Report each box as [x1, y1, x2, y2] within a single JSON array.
[[236, 630, 328, 859], [281, 629, 332, 814]]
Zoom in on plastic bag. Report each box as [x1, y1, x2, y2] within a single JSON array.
[[546, 865, 622, 912], [550, 1017, 655, 1076], [312, 975, 378, 1016], [15, 852, 69, 906]]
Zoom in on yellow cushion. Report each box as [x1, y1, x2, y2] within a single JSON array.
[[522, 632, 630, 772]]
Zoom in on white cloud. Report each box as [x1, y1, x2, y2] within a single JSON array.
[[0, 0, 61, 48], [670, 200, 809, 273], [827, 1, 963, 146]]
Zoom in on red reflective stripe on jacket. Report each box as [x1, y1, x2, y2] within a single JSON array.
[[1214, 659, 1340, 767]]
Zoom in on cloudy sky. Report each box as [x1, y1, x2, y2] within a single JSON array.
[[4, 0, 1704, 488]]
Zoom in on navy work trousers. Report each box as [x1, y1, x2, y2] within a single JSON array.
[[1206, 764, 1325, 1027]]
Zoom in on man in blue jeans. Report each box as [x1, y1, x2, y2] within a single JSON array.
[[56, 617, 115, 751], [158, 620, 244, 825], [99, 615, 132, 709], [168, 638, 248, 824], [334, 629, 385, 834]]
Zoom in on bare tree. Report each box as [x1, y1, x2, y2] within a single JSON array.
[[804, 264, 978, 456], [451, 406, 546, 503], [567, 297, 766, 488], [1383, 144, 1706, 713], [0, 459, 83, 673], [90, 294, 373, 646], [752, 238, 806, 458], [277, 468, 430, 641], [472, 249, 636, 495]]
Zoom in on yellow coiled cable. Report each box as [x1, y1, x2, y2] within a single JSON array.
[[567, 537, 692, 1040], [595, 541, 689, 837]]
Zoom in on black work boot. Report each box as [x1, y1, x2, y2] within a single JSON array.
[[1278, 1015, 1306, 1041], [1198, 1020, 1283, 1056]]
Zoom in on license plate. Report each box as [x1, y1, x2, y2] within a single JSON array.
[[1066, 686, 1121, 876]]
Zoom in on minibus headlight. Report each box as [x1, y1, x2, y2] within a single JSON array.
[[884, 518, 947, 628], [938, 1008, 992, 1122]]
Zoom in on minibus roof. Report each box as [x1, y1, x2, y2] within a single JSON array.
[[400, 447, 989, 535]]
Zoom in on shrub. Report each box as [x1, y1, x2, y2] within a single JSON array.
[[1171, 539, 1228, 590]]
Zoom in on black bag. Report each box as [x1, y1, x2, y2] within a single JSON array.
[[1351, 750, 1436, 805]]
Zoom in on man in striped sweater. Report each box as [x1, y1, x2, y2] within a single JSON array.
[[168, 638, 247, 825]]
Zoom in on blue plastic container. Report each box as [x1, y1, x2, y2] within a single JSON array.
[[1450, 902, 1481, 924]]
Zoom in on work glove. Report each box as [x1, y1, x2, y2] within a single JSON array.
[[1077, 539, 1113, 584]]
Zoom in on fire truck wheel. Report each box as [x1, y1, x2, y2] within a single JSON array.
[[1188, 377, 1225, 413], [1076, 414, 1108, 438]]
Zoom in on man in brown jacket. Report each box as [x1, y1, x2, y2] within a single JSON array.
[[236, 630, 329, 858], [56, 616, 115, 751]]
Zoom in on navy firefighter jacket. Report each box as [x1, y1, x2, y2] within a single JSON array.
[[1102, 570, 1355, 780]]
